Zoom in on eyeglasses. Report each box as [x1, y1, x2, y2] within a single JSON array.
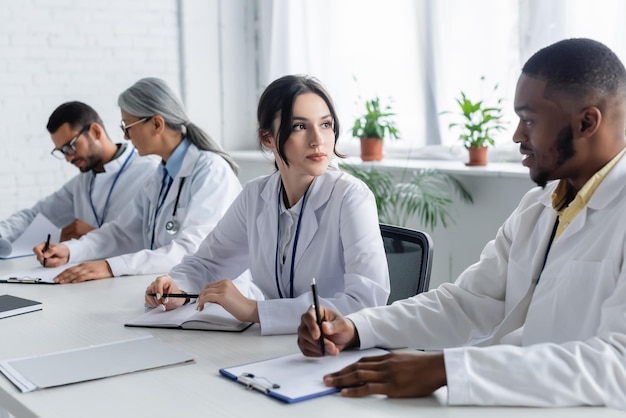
[[120, 117, 151, 139], [50, 124, 91, 159]]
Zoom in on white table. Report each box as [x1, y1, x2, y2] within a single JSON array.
[[0, 257, 622, 418]]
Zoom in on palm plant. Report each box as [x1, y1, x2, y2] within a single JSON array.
[[340, 164, 473, 229]]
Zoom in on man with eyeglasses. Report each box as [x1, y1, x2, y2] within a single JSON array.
[[0, 101, 157, 242]]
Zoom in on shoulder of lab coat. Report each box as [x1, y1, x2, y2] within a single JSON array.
[[0, 143, 157, 241]]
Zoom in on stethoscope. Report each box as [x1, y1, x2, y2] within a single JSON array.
[[274, 183, 310, 299], [149, 175, 187, 250], [88, 147, 135, 227]]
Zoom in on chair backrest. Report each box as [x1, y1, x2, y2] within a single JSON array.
[[380, 223, 433, 304]]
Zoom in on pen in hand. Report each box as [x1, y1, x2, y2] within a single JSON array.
[[310, 278, 326, 356], [146, 293, 199, 299], [42, 234, 51, 267]]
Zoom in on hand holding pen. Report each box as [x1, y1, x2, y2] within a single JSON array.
[[145, 275, 189, 311], [33, 236, 70, 268], [311, 278, 326, 355], [42, 234, 51, 267]]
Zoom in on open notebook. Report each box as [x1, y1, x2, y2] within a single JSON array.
[[0, 213, 60, 259], [125, 302, 253, 332]]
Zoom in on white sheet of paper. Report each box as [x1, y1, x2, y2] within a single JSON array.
[[0, 213, 61, 259], [220, 348, 389, 402]]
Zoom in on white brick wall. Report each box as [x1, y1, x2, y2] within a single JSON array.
[[0, 0, 182, 218]]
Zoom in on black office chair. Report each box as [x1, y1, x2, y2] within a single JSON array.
[[380, 223, 433, 304]]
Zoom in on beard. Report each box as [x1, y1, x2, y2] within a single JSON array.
[[533, 125, 576, 188], [79, 134, 103, 172]]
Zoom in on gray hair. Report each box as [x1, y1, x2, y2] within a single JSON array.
[[117, 77, 238, 174]]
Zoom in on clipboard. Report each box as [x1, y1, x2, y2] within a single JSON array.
[[0, 264, 79, 285], [219, 348, 388, 403]]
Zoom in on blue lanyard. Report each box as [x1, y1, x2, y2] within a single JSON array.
[[274, 184, 310, 299], [88, 147, 135, 227]]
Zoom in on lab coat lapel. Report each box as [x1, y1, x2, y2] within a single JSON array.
[[293, 174, 333, 269]]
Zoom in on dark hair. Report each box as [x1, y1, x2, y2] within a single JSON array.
[[523, 38, 626, 100], [257, 75, 344, 166], [46, 101, 104, 134], [118, 77, 238, 174]]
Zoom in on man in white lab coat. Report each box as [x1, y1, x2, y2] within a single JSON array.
[[297, 38, 626, 409], [0, 101, 156, 242]]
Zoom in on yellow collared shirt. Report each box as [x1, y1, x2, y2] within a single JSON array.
[[551, 147, 626, 240]]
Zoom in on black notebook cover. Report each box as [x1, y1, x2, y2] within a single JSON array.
[[0, 294, 42, 319]]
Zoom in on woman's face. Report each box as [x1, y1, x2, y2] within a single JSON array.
[[269, 92, 336, 180], [120, 110, 154, 156]]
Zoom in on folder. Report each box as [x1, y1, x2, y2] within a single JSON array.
[[125, 302, 253, 332], [0, 213, 61, 259], [0, 294, 42, 319], [219, 348, 389, 403], [0, 335, 194, 393]]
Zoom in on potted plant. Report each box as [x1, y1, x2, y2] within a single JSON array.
[[444, 77, 506, 166], [340, 163, 473, 229], [351, 97, 399, 161]]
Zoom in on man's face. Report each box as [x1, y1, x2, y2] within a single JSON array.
[[50, 123, 102, 173], [513, 75, 579, 188]]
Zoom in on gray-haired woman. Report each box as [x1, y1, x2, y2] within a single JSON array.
[[35, 77, 245, 284]]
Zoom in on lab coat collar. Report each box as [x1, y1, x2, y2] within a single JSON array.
[[536, 151, 626, 238], [258, 168, 341, 268], [176, 142, 202, 178]]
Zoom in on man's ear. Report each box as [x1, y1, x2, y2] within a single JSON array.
[[90, 123, 104, 141], [579, 107, 601, 136]]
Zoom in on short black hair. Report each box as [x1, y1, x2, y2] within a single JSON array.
[[46, 101, 104, 134], [522, 38, 626, 100]]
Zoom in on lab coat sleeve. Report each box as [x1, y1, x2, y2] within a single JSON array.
[[444, 271, 626, 409], [0, 176, 79, 241], [348, 193, 522, 350], [168, 187, 251, 292], [257, 181, 390, 335]]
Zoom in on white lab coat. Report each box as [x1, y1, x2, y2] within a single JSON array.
[[170, 167, 390, 335], [349, 153, 626, 409], [64, 143, 242, 276], [0, 143, 156, 241]]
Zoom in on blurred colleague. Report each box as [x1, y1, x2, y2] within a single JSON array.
[[298, 38, 626, 409], [35, 78, 242, 283], [0, 101, 156, 242]]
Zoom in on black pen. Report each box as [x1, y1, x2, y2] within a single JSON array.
[[42, 233, 51, 267], [310, 278, 326, 355], [147, 293, 199, 299]]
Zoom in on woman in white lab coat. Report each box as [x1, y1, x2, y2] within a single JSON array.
[[35, 78, 242, 282], [146, 75, 390, 335]]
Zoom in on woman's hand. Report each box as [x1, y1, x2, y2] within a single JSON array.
[[197, 279, 259, 323], [145, 275, 186, 311]]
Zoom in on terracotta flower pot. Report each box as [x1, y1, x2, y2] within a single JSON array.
[[466, 146, 488, 166], [360, 137, 383, 161]]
